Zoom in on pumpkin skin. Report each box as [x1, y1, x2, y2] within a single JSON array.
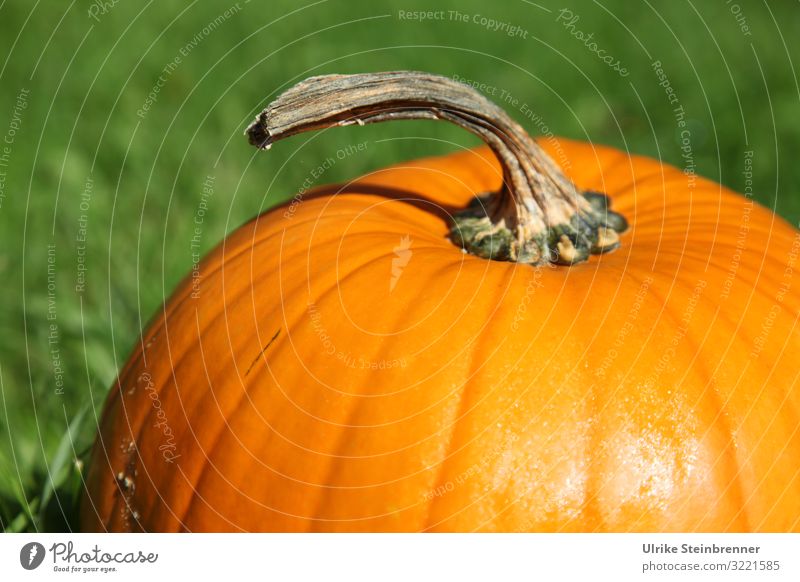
[[81, 139, 800, 532]]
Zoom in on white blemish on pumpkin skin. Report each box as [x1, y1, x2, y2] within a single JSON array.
[[115, 467, 141, 531], [116, 472, 136, 492], [144, 333, 159, 350], [119, 438, 136, 454]]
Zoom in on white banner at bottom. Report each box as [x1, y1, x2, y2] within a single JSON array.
[[2, 533, 798, 581]]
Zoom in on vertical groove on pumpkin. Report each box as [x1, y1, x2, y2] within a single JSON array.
[[305, 398, 363, 531], [216, 244, 428, 528], [131, 289, 262, 529], [305, 272, 419, 531], [637, 279, 751, 531], [421, 266, 515, 531]]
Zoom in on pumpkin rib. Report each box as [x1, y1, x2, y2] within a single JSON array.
[[86, 319, 173, 504], [123, 290, 276, 529], [576, 269, 733, 531], [250, 256, 474, 450], [581, 377, 608, 533], [304, 395, 367, 532], [733, 307, 800, 531], [560, 269, 640, 533], [573, 266, 672, 530], [81, 354, 145, 531], [739, 392, 800, 532], [159, 310, 284, 533], [556, 145, 652, 199], [177, 466, 247, 533], [124, 254, 313, 530], [154, 316, 264, 533], [422, 267, 623, 532], [175, 243, 474, 529], [629, 206, 775, 230], [304, 263, 516, 529], [304, 280, 433, 531], [629, 278, 751, 532], [284, 260, 522, 464], [176, 250, 392, 517], [135, 233, 444, 520], [622, 269, 800, 532], [432, 264, 664, 532], [737, 400, 800, 532], [304, 260, 522, 530], [306, 316, 451, 530], [176, 374, 276, 529], [291, 258, 490, 412], [262, 247, 463, 407], [305, 397, 370, 531], [420, 267, 520, 532], [667, 277, 798, 531]]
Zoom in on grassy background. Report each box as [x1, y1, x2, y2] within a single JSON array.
[[0, 0, 798, 531]]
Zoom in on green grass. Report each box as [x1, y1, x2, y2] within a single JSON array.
[[0, 0, 798, 531]]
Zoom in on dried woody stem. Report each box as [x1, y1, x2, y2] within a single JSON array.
[[246, 71, 627, 265]]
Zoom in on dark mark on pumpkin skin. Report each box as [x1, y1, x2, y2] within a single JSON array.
[[245, 328, 281, 377]]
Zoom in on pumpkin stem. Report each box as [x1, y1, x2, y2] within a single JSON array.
[[246, 71, 627, 265]]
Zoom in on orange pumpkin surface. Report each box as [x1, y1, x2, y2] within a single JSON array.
[[81, 73, 800, 532]]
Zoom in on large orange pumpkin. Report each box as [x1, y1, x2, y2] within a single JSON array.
[[82, 72, 800, 532]]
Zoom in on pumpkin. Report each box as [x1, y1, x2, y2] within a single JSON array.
[[81, 72, 800, 532]]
